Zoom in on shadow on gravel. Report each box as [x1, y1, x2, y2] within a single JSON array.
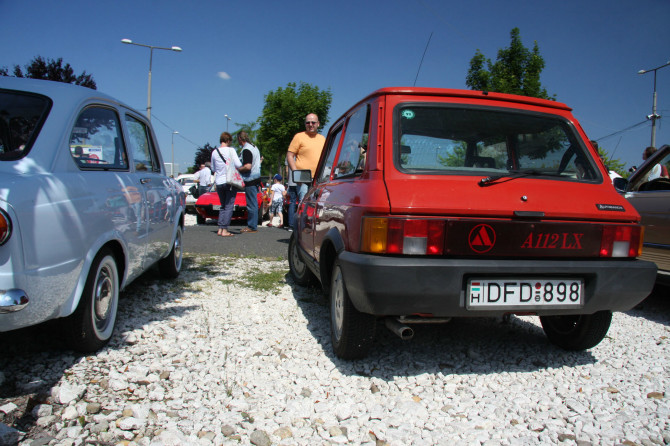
[[0, 253, 226, 433], [625, 283, 670, 327], [287, 276, 601, 380]]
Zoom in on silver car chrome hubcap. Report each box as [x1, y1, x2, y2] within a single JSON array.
[[174, 231, 183, 270], [94, 266, 113, 329]]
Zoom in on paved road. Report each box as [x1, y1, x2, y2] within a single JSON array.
[[182, 220, 292, 259]]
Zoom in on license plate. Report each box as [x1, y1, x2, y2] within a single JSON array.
[[212, 205, 220, 211], [467, 278, 583, 310]]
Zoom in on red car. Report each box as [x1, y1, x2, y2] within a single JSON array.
[[288, 87, 657, 359], [195, 185, 266, 225]]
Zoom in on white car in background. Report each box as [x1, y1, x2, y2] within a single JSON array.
[[177, 174, 197, 214]]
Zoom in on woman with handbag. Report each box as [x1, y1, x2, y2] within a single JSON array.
[[210, 132, 243, 237]]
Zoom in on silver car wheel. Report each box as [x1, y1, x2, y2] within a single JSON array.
[[172, 227, 183, 272], [159, 225, 183, 279], [91, 255, 119, 339]]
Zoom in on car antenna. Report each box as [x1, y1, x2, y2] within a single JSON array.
[[413, 32, 433, 87], [609, 136, 623, 159]]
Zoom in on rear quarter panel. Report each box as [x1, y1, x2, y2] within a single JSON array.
[[309, 97, 390, 258], [312, 171, 391, 258]]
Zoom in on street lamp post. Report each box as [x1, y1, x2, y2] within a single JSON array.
[[121, 38, 182, 121], [171, 131, 179, 177], [638, 60, 670, 148], [224, 114, 231, 132]]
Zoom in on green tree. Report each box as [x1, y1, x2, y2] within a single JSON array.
[[257, 81, 332, 176], [438, 143, 467, 168], [466, 28, 552, 100], [1, 56, 96, 89], [231, 121, 259, 149], [593, 142, 628, 178], [194, 143, 216, 171]]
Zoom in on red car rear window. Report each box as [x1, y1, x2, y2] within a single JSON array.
[[395, 104, 600, 183]]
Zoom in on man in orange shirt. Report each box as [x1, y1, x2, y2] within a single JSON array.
[[287, 113, 326, 204]]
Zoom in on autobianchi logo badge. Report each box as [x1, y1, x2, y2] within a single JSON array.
[[468, 224, 496, 253]]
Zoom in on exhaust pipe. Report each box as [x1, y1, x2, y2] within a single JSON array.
[[385, 318, 414, 340]]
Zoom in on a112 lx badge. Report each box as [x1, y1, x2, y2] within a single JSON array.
[[520, 232, 585, 250]]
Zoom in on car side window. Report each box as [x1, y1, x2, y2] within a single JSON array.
[[69, 106, 128, 169], [317, 126, 343, 183], [333, 105, 370, 179], [634, 151, 670, 191], [125, 114, 158, 172]]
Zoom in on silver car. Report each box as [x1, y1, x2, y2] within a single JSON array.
[[0, 77, 185, 351], [616, 144, 670, 285]]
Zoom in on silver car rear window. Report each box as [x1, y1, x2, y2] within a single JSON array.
[[0, 89, 52, 160]]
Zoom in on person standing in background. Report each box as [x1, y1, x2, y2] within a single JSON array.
[[286, 113, 325, 229], [195, 162, 212, 196], [267, 174, 286, 228], [287, 113, 325, 201], [237, 131, 262, 233], [211, 132, 241, 237]]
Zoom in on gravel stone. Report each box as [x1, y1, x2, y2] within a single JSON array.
[[1, 248, 668, 445], [0, 423, 19, 446], [249, 429, 271, 446], [85, 402, 101, 414], [52, 382, 85, 405], [0, 404, 17, 415], [60, 406, 78, 421]]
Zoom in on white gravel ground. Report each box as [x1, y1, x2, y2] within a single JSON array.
[[0, 254, 668, 446]]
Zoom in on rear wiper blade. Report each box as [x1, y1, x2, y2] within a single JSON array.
[[478, 169, 563, 187]]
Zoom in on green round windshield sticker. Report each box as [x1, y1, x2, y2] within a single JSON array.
[[402, 110, 415, 119]]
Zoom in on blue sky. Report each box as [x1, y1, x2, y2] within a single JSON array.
[[2, 0, 669, 173]]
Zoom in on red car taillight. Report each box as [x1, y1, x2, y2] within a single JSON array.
[[600, 225, 644, 258], [362, 218, 644, 259], [362, 217, 445, 255], [0, 209, 11, 246]]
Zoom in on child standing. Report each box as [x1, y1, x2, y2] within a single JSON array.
[[267, 174, 286, 227]]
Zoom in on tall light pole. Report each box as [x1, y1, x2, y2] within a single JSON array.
[[638, 60, 670, 148], [121, 38, 182, 121], [224, 114, 231, 132], [171, 131, 179, 177]]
